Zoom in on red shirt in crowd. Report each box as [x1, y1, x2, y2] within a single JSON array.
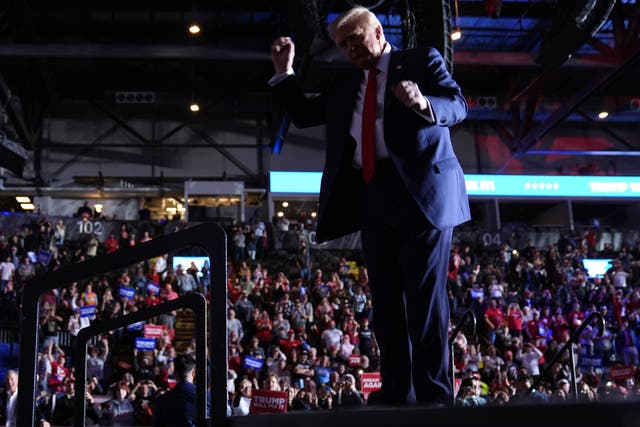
[[484, 306, 503, 330], [104, 235, 120, 253]]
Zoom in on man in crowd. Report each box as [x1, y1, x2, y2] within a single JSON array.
[[152, 355, 197, 427]]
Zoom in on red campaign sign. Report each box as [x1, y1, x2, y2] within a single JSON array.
[[144, 324, 164, 338], [610, 365, 635, 381], [250, 389, 288, 413], [349, 355, 361, 367], [361, 372, 382, 399], [453, 377, 462, 397]]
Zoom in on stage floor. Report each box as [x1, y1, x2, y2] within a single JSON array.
[[229, 400, 640, 427]]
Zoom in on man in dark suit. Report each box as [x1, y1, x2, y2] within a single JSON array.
[[270, 6, 469, 406], [152, 355, 197, 427]]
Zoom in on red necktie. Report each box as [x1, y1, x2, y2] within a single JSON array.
[[361, 67, 379, 184]]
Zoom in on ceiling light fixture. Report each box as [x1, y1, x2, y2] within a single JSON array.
[[452, 0, 462, 41], [21, 203, 35, 210], [188, 24, 201, 35], [16, 196, 31, 203], [598, 111, 609, 119]]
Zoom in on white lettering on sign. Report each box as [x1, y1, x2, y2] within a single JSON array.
[[479, 180, 495, 191], [362, 378, 382, 390], [630, 182, 640, 192], [466, 180, 479, 191], [252, 396, 287, 410], [589, 182, 629, 193]]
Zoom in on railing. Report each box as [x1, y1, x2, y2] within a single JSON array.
[[528, 312, 605, 400], [18, 222, 227, 427], [449, 309, 477, 406]]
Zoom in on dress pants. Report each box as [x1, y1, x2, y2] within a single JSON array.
[[359, 160, 453, 405]]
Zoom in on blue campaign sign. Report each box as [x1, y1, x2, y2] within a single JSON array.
[[147, 282, 160, 294], [270, 171, 640, 199], [580, 356, 603, 369], [119, 286, 136, 299], [135, 337, 156, 351], [244, 356, 264, 370], [36, 249, 52, 266], [79, 305, 96, 318]]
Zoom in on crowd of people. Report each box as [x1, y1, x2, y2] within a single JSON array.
[[1, 213, 640, 425]]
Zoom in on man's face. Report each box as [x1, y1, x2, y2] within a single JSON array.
[[333, 19, 384, 70], [6, 372, 17, 394]]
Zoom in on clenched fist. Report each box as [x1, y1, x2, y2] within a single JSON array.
[[392, 80, 428, 111], [271, 37, 295, 74]]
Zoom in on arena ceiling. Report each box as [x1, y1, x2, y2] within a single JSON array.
[[0, 0, 638, 189]]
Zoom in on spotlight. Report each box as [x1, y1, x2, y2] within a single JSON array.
[[282, 201, 289, 208], [597, 111, 609, 119], [451, 28, 462, 41], [190, 103, 200, 112], [311, 212, 317, 218], [188, 24, 201, 35], [277, 211, 284, 218], [94, 204, 103, 213], [16, 196, 31, 203], [21, 203, 35, 210]]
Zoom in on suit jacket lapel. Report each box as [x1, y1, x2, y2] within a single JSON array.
[[384, 47, 406, 118]]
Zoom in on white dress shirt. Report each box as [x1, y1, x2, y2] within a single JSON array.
[[350, 43, 392, 167], [5, 389, 17, 426]]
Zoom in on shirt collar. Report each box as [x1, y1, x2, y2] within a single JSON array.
[[367, 42, 391, 77], [375, 42, 391, 75]]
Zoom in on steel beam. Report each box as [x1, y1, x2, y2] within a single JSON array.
[[500, 48, 640, 172], [187, 125, 256, 177], [0, 72, 32, 149], [0, 43, 623, 68], [0, 43, 270, 60]]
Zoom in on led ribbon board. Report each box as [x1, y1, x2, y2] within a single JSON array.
[[270, 171, 640, 198]]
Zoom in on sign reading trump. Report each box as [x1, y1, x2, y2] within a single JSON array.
[[250, 390, 288, 413]]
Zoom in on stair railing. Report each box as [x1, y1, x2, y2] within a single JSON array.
[[527, 311, 605, 400]]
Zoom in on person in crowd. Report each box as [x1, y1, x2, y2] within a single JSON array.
[[231, 377, 253, 416], [0, 370, 18, 426], [152, 354, 199, 427], [0, 256, 15, 291], [456, 376, 488, 407], [335, 374, 364, 408], [52, 380, 102, 426], [102, 381, 135, 426], [516, 342, 544, 379], [227, 307, 245, 342]]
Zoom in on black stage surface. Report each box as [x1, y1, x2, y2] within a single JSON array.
[[229, 401, 640, 427]]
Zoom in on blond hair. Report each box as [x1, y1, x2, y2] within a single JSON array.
[[329, 6, 381, 40]]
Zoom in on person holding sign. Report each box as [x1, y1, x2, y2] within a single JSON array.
[[270, 5, 468, 406]]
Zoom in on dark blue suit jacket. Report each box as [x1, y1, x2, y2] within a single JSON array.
[[152, 381, 196, 427], [274, 47, 470, 242]]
